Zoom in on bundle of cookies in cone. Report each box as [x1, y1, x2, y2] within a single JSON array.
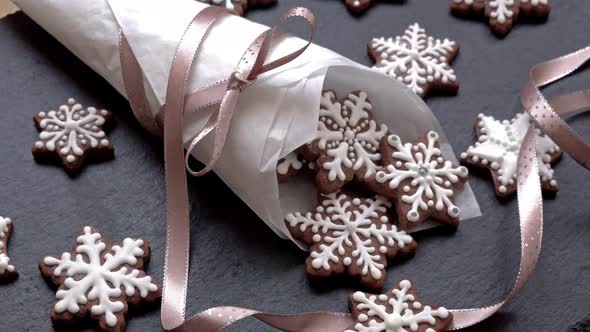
[[278, 90, 470, 289]]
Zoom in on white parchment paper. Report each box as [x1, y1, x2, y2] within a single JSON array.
[[12, 0, 480, 242]]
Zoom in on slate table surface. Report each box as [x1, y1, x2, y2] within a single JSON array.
[[0, 1, 589, 331]]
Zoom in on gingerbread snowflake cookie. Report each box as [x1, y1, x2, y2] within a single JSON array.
[[346, 279, 453, 332], [302, 91, 388, 194], [369, 23, 459, 98], [450, 0, 551, 36], [461, 112, 561, 197], [39, 226, 161, 331], [0, 217, 17, 281], [33, 98, 114, 174], [367, 131, 469, 229], [285, 193, 416, 289], [197, 0, 276, 16]]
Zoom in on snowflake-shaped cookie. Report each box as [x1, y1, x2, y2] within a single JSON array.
[[368, 131, 469, 229], [369, 23, 459, 98], [461, 112, 561, 196], [33, 98, 114, 173], [346, 279, 453, 332], [39, 226, 161, 331], [196, 0, 276, 16], [303, 91, 388, 194], [285, 193, 416, 289], [450, 0, 551, 36], [0, 217, 17, 281]]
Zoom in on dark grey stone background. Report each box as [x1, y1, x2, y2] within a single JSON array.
[[0, 1, 589, 331]]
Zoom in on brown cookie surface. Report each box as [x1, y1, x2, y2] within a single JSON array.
[[461, 112, 561, 197], [0, 217, 17, 282], [285, 193, 416, 289], [367, 131, 469, 230], [346, 279, 453, 332], [369, 23, 459, 98], [450, 0, 551, 37], [303, 91, 388, 194], [39, 226, 161, 332], [33, 98, 114, 174]]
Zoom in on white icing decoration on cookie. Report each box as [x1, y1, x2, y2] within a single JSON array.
[[462, 112, 560, 192], [489, 0, 515, 24], [521, 0, 548, 5], [0, 217, 14, 274], [276, 151, 304, 175], [286, 194, 414, 280], [42, 227, 158, 327], [316, 91, 388, 182], [346, 279, 450, 332], [370, 23, 457, 96], [376, 131, 468, 223], [35, 98, 110, 165]]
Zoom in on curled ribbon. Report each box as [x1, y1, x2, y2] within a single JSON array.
[[117, 4, 590, 331]]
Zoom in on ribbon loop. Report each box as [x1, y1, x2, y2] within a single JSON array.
[[521, 46, 590, 171], [247, 7, 317, 80], [182, 6, 317, 178]]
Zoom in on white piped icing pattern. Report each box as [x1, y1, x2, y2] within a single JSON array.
[[41, 227, 159, 328], [462, 112, 560, 195], [370, 23, 458, 97], [33, 98, 112, 169], [315, 91, 388, 184], [346, 279, 451, 332], [277, 151, 303, 175], [376, 131, 468, 224], [286, 193, 414, 284], [0, 217, 15, 275]]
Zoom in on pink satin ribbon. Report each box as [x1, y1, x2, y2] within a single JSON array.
[[117, 4, 590, 330]]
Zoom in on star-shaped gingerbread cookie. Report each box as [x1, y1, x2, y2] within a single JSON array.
[[0, 217, 17, 282], [366, 131, 469, 230], [33, 98, 114, 174], [39, 226, 161, 332], [285, 193, 416, 289], [346, 279, 453, 332], [461, 112, 561, 197], [369, 23, 459, 98], [301, 91, 389, 194], [450, 0, 551, 37]]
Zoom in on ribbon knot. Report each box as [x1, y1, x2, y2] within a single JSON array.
[[228, 71, 252, 91]]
